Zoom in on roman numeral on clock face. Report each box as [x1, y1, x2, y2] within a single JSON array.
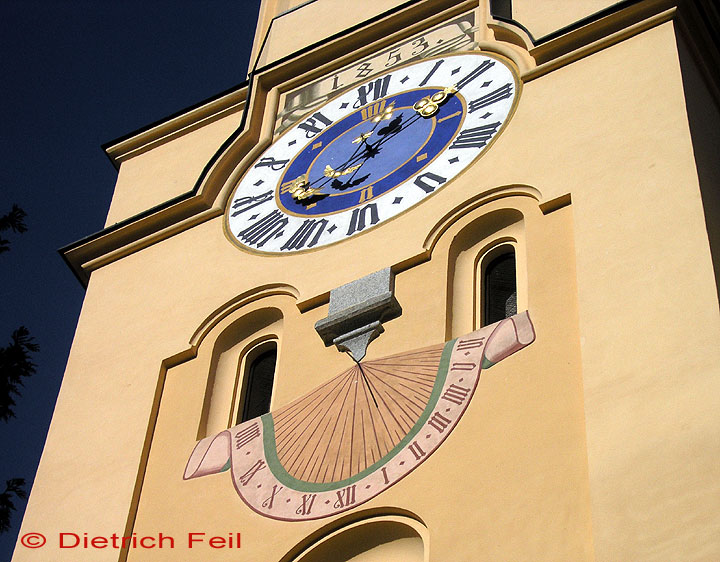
[[450, 123, 501, 150], [455, 59, 495, 90], [354, 75, 391, 108], [468, 83, 513, 113], [231, 191, 273, 217], [280, 218, 328, 251], [418, 59, 444, 87], [358, 186, 374, 203], [296, 111, 333, 138], [237, 210, 288, 248], [254, 156, 289, 171], [346, 203, 380, 236], [414, 172, 447, 194]]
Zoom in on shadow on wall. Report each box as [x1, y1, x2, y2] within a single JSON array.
[[675, 24, 720, 305]]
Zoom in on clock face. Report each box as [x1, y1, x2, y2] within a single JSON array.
[[225, 52, 520, 253], [184, 312, 536, 521]]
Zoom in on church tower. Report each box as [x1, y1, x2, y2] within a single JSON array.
[[15, 1, 720, 560]]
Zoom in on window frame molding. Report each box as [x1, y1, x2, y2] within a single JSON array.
[[476, 241, 518, 327]]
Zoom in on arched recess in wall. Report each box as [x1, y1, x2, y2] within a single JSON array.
[[424, 188, 539, 340], [283, 514, 428, 562], [199, 307, 282, 438], [184, 286, 299, 440], [446, 208, 525, 337]]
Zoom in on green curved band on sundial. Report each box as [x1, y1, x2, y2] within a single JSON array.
[[260, 338, 456, 493]]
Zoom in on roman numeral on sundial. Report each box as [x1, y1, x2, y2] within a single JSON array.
[[427, 412, 452, 433], [238, 459, 266, 486], [441, 384, 471, 405], [408, 440, 427, 460], [334, 485, 357, 509], [234, 423, 260, 450], [296, 494, 317, 515], [262, 485, 283, 510]]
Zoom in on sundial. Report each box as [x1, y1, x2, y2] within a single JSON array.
[[185, 268, 535, 520]]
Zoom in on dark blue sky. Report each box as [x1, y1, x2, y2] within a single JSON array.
[[0, 1, 261, 557]]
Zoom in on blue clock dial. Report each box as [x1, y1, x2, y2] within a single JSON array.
[[278, 88, 464, 216], [225, 52, 520, 254]]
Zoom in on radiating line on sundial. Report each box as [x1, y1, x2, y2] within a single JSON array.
[[314, 374, 356, 482], [368, 365, 436, 389], [274, 372, 345, 426], [360, 381, 385, 458], [278, 375, 348, 463], [302, 421, 331, 483], [365, 365, 430, 409], [348, 371, 359, 479], [358, 362, 379, 409], [286, 402, 334, 472], [330, 409, 351, 481], [359, 410, 367, 473], [281, 409, 327, 472], [275, 376, 347, 452]]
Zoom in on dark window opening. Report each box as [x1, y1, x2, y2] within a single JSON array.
[[490, 0, 512, 19], [484, 251, 517, 326], [239, 348, 276, 423]]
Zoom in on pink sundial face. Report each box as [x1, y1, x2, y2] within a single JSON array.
[[185, 312, 535, 521]]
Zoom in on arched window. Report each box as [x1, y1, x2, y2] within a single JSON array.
[[234, 340, 277, 423], [236, 341, 277, 424], [482, 248, 517, 326]]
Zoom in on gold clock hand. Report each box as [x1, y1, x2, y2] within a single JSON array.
[[351, 131, 373, 144], [284, 174, 325, 201], [323, 163, 363, 179], [413, 85, 457, 117]]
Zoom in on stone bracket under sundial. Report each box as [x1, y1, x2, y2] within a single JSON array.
[[314, 268, 402, 362]]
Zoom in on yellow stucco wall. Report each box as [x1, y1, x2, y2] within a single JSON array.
[[15, 1, 720, 560], [104, 107, 244, 226], [513, 0, 616, 39]]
